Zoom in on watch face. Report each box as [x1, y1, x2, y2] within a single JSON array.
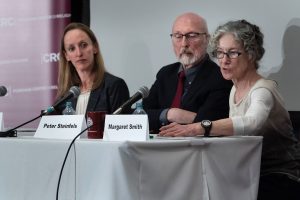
[[202, 120, 212, 137], [202, 120, 212, 127]]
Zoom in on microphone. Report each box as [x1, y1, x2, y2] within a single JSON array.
[[0, 86, 81, 137], [43, 86, 80, 114], [113, 86, 149, 114], [0, 86, 7, 96]]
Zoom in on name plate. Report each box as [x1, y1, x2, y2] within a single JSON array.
[[0, 112, 3, 131], [34, 115, 87, 139], [103, 114, 149, 141]]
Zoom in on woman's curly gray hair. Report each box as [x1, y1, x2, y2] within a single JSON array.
[[209, 19, 265, 69]]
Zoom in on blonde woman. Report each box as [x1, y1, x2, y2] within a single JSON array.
[[56, 23, 129, 115]]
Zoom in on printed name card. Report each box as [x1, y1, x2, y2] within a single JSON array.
[[34, 115, 87, 139], [0, 112, 3, 131], [103, 114, 149, 141]]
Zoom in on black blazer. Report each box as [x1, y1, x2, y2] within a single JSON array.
[[58, 72, 130, 115], [143, 57, 233, 133]]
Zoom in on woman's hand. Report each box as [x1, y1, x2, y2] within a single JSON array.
[[159, 122, 202, 137]]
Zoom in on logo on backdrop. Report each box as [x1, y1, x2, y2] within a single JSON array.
[[41, 52, 60, 64], [0, 18, 15, 27]]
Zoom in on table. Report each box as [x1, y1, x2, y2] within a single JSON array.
[[0, 136, 262, 200], [0, 137, 76, 200]]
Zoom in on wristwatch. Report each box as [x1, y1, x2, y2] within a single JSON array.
[[201, 120, 212, 137]]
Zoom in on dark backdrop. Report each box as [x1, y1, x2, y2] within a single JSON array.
[[71, 0, 90, 25]]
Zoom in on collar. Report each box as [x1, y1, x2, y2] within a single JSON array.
[[178, 54, 209, 80]]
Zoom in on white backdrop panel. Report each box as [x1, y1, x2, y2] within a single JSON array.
[[91, 0, 300, 110]]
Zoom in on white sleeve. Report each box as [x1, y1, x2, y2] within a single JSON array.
[[231, 88, 274, 135]]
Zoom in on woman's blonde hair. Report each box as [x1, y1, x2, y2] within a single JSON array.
[[57, 22, 106, 98]]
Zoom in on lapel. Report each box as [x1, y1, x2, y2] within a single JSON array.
[[166, 64, 182, 105], [86, 85, 104, 113]]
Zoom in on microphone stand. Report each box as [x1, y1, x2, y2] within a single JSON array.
[[0, 113, 45, 137]]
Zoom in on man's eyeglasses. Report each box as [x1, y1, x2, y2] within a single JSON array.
[[170, 32, 206, 42], [213, 50, 242, 59]]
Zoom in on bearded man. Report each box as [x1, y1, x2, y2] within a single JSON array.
[[143, 12, 232, 133]]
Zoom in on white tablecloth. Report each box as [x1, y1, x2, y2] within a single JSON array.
[[0, 137, 76, 200], [0, 136, 262, 200]]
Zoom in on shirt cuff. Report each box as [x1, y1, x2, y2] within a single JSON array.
[[159, 109, 170, 126]]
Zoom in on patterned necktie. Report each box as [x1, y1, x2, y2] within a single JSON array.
[[171, 70, 185, 108]]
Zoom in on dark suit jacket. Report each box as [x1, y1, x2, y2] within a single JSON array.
[[58, 72, 130, 115], [143, 57, 233, 133]]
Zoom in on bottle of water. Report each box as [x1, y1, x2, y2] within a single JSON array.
[[133, 102, 146, 114], [62, 101, 76, 115]]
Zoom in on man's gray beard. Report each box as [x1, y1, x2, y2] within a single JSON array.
[[179, 54, 198, 66]]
